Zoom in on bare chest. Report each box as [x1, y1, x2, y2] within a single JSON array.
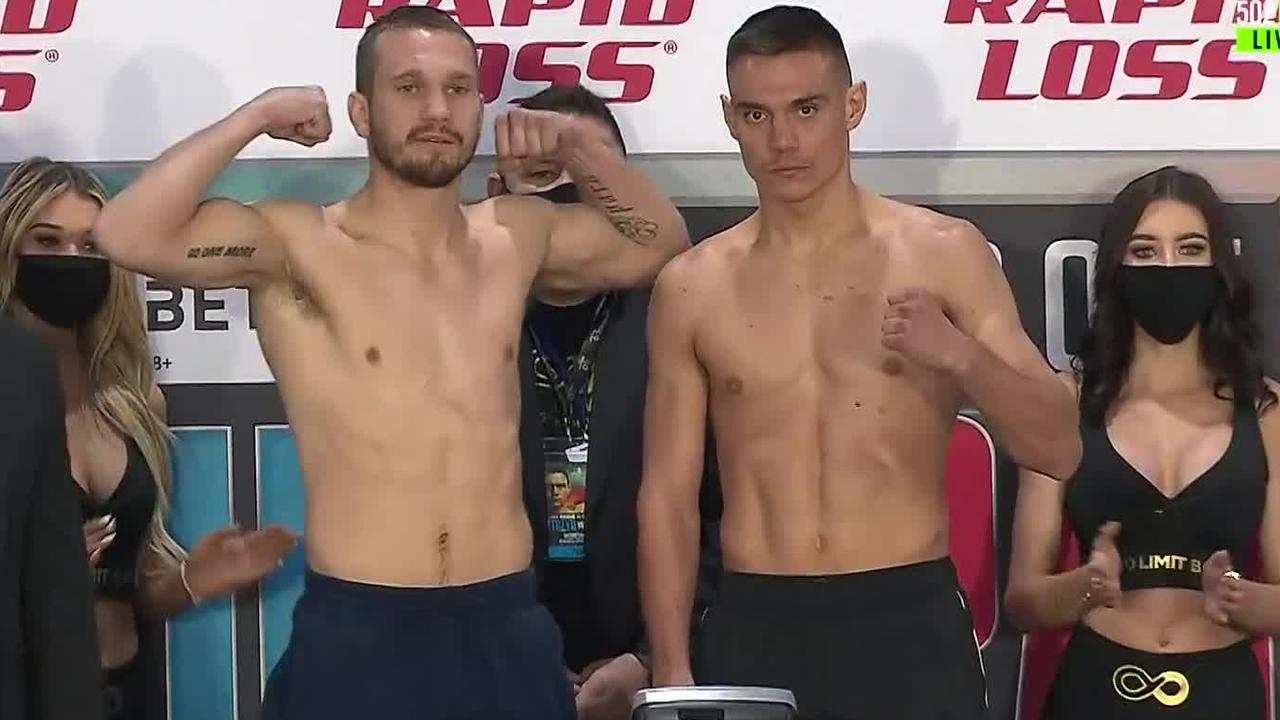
[[1106, 399, 1235, 498], [698, 251, 943, 402], [259, 234, 533, 382], [66, 413, 128, 503]]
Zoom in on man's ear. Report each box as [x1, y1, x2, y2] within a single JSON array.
[[846, 80, 867, 132], [349, 91, 370, 139], [721, 94, 739, 141]]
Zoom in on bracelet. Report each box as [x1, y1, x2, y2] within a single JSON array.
[[179, 560, 202, 605]]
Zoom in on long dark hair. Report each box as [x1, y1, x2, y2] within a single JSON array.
[[1075, 166, 1275, 425]]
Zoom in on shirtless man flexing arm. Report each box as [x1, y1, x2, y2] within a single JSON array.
[[92, 8, 688, 720], [637, 7, 1080, 719]]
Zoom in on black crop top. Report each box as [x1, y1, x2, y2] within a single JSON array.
[[76, 440, 158, 599], [1064, 402, 1267, 592]]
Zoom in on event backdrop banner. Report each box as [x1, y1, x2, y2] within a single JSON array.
[[2, 0, 1280, 160], [131, 193, 1280, 720]]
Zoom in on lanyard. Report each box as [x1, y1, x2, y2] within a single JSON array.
[[528, 294, 613, 444]]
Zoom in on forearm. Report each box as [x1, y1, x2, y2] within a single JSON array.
[[953, 338, 1081, 479], [1006, 567, 1095, 632], [561, 134, 687, 257], [1230, 580, 1280, 636], [638, 494, 700, 682], [137, 564, 196, 621], [95, 103, 266, 268]]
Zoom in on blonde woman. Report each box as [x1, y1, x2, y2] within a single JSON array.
[[0, 157, 296, 720]]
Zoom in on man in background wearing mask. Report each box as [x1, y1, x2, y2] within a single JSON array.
[[0, 313, 105, 720], [489, 84, 722, 720]]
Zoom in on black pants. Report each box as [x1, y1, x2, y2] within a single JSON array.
[[262, 569, 574, 720], [1045, 625, 1266, 720], [103, 654, 149, 720], [694, 557, 988, 720]]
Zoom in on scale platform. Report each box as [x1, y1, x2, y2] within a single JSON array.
[[631, 686, 798, 720]]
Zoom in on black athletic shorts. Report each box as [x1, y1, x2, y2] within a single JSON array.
[[694, 556, 988, 720], [262, 568, 574, 720], [1044, 624, 1266, 720]]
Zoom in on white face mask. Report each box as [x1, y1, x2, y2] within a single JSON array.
[[502, 167, 573, 196]]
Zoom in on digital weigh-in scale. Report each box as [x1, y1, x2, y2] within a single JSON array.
[[631, 687, 798, 720]]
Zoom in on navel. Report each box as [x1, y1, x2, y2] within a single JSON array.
[[365, 346, 381, 365]]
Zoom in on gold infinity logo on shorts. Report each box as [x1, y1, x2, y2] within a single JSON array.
[[1112, 664, 1190, 707]]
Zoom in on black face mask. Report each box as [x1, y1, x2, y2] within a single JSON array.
[[1118, 265, 1220, 345], [14, 254, 112, 328], [533, 182, 581, 205]]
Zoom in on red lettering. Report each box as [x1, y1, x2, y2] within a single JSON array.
[[1, 0, 78, 34], [586, 41, 659, 102], [1190, 0, 1228, 22], [1194, 38, 1266, 99], [1112, 0, 1185, 23], [1042, 40, 1119, 99], [944, 0, 1018, 23], [1118, 39, 1194, 99], [620, 0, 695, 24], [335, 0, 493, 28], [1024, 0, 1105, 23], [499, 0, 574, 27], [0, 49, 39, 111], [581, 0, 614, 25], [977, 41, 1039, 99], [513, 41, 586, 92], [476, 42, 510, 103]]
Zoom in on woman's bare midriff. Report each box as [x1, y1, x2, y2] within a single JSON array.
[[1085, 588, 1249, 652], [95, 599, 139, 669]]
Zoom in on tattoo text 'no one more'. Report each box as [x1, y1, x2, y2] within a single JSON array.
[[188, 245, 257, 260], [582, 176, 659, 244]]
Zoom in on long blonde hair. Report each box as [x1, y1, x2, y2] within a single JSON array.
[[0, 157, 186, 570]]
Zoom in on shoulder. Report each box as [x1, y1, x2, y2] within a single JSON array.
[[0, 316, 60, 425], [147, 384, 168, 418], [253, 198, 325, 238], [0, 315, 54, 378], [468, 194, 555, 234], [885, 199, 991, 261], [655, 218, 749, 295]]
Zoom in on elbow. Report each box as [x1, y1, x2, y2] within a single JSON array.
[[1018, 428, 1081, 482], [1044, 433, 1083, 482], [658, 212, 691, 258], [1003, 583, 1041, 633], [92, 207, 144, 268]]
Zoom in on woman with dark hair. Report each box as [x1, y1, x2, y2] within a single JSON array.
[[1007, 166, 1280, 718]]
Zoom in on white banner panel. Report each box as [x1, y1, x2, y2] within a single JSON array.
[[140, 281, 273, 384], [1, 0, 1278, 161]]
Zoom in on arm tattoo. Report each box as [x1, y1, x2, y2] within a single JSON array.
[[582, 175, 659, 244], [186, 245, 257, 260]]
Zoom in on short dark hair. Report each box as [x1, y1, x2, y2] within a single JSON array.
[[726, 5, 852, 85], [517, 84, 627, 155], [355, 6, 476, 96]]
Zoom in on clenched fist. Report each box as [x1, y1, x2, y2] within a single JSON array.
[[495, 108, 586, 182], [248, 86, 332, 147], [881, 289, 973, 373], [1202, 550, 1245, 626]]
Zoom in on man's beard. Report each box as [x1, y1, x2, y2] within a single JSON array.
[[369, 122, 477, 189]]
